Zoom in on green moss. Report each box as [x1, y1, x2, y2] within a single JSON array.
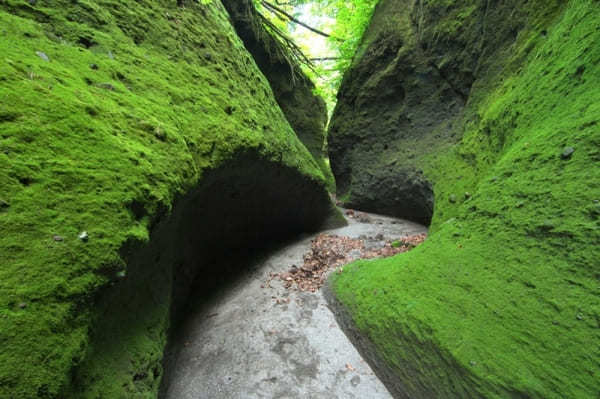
[[332, 0, 600, 397], [0, 0, 328, 397], [222, 0, 335, 192]]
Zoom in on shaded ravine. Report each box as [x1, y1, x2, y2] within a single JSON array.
[[161, 211, 426, 398]]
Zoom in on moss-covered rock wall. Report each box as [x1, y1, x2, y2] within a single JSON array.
[[222, 0, 335, 191], [329, 0, 600, 397], [0, 0, 333, 396]]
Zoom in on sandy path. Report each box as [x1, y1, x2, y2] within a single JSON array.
[[162, 210, 426, 399]]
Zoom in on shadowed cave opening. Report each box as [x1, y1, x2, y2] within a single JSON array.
[[71, 150, 335, 395]]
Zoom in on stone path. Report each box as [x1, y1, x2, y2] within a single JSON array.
[[162, 210, 426, 399]]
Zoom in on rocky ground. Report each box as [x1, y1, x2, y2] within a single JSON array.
[[161, 210, 427, 399]]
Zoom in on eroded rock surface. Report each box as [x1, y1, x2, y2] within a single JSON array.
[[328, 0, 543, 224]]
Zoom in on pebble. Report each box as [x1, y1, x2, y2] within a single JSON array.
[[35, 51, 49, 62], [18, 302, 27, 309], [79, 231, 89, 242], [560, 146, 575, 159], [53, 235, 64, 242]]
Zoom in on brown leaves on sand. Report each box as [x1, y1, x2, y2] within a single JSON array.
[[267, 233, 427, 292]]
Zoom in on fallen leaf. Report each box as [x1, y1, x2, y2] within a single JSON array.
[[260, 217, 427, 292]]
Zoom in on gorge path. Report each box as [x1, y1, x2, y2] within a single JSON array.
[[161, 210, 426, 398]]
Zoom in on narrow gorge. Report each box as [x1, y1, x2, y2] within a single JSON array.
[[0, 0, 598, 398]]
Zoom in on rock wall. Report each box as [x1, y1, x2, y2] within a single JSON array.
[[222, 0, 335, 190], [0, 0, 332, 397], [329, 0, 600, 397], [328, 0, 567, 225]]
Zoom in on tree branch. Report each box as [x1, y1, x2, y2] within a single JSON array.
[[310, 57, 342, 62], [256, 11, 316, 74], [261, 1, 343, 41]]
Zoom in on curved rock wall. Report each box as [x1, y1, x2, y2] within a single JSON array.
[[0, 0, 332, 397], [329, 0, 549, 224]]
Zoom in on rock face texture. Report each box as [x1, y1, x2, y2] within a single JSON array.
[[0, 1, 332, 397], [222, 0, 335, 190], [329, 0, 600, 398], [329, 0, 569, 224]]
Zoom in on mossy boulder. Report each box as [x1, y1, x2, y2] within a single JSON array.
[[0, 0, 333, 397], [329, 0, 600, 397], [222, 0, 335, 191]]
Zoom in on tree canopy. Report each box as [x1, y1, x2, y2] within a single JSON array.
[[254, 0, 380, 114]]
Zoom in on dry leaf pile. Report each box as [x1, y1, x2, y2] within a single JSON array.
[[266, 233, 427, 292]]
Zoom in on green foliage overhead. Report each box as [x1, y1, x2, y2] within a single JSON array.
[[256, 0, 380, 113]]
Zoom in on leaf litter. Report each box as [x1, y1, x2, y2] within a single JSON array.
[[265, 232, 427, 292]]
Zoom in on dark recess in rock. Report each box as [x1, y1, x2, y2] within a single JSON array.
[[73, 151, 332, 395]]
